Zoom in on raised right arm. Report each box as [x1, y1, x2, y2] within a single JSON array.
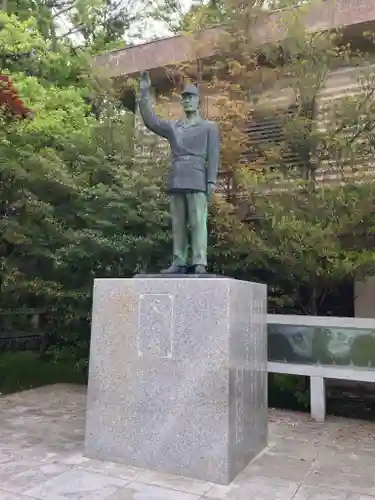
[[138, 87, 172, 139]]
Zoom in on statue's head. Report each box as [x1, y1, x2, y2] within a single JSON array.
[[181, 83, 200, 113]]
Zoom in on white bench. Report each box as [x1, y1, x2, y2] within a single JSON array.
[[267, 314, 375, 421]]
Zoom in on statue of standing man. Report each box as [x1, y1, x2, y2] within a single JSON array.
[[138, 71, 220, 275]]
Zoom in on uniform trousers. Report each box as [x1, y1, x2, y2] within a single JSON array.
[[170, 192, 207, 266]]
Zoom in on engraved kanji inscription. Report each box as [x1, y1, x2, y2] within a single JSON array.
[[235, 368, 244, 444], [138, 294, 173, 359]]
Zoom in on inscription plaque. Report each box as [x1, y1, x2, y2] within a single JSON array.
[[138, 293, 173, 359]]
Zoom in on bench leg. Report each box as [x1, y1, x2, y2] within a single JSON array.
[[310, 376, 326, 422]]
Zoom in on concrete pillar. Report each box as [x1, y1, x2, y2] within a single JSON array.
[[310, 376, 326, 422]]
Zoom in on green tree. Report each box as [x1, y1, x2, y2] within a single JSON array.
[[0, 11, 170, 370], [174, 0, 313, 34], [175, 0, 375, 315]]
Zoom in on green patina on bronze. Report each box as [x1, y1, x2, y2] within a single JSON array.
[[138, 71, 220, 274]]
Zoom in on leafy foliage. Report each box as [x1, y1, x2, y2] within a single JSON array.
[[0, 351, 87, 395], [4, 0, 375, 388], [0, 9, 170, 370], [175, 0, 375, 315]]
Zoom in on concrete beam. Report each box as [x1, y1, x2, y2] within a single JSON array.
[[95, 0, 375, 79]]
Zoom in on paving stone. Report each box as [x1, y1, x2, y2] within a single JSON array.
[[135, 469, 213, 495], [315, 448, 375, 473], [0, 452, 13, 465], [293, 485, 363, 500], [23, 469, 127, 500], [305, 448, 375, 495], [77, 459, 144, 481], [1, 385, 375, 500], [107, 482, 201, 499], [267, 438, 319, 462], [305, 470, 375, 496], [0, 460, 70, 494], [0, 491, 37, 500], [202, 475, 299, 499], [243, 451, 312, 482]]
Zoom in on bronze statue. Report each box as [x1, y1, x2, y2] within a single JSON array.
[[138, 71, 220, 274]]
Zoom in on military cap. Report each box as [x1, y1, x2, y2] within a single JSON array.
[[181, 83, 200, 96]]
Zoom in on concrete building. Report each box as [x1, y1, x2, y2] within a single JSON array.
[[97, 0, 375, 318]]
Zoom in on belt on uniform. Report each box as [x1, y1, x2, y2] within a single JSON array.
[[172, 156, 205, 162]]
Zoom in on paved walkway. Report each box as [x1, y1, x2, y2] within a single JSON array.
[[1, 384, 375, 499]]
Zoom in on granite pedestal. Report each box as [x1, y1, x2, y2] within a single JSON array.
[[84, 277, 268, 485]]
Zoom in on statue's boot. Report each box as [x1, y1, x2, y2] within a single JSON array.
[[192, 265, 207, 274], [160, 264, 187, 274]]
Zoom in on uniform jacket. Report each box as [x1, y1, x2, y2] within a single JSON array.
[[138, 89, 220, 193]]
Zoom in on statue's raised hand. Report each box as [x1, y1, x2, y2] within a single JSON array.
[[140, 71, 151, 91]]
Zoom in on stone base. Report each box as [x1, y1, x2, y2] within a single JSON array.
[[85, 277, 268, 485], [134, 273, 223, 278]]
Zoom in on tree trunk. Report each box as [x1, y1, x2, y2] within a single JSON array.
[[307, 286, 318, 316]]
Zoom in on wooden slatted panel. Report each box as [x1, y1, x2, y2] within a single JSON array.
[[314, 63, 375, 185], [240, 63, 375, 194], [245, 108, 305, 171]]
